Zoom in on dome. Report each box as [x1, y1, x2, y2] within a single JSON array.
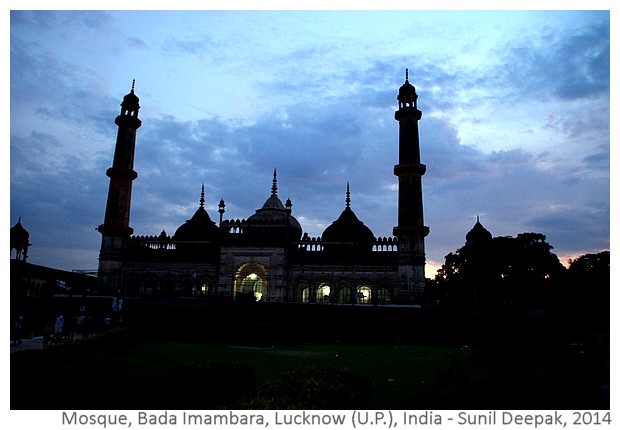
[[247, 199, 302, 235], [173, 187, 219, 242], [398, 68, 416, 95], [465, 217, 492, 244], [10, 218, 30, 246], [119, 80, 140, 116], [122, 89, 139, 104], [321, 184, 375, 244], [399, 79, 416, 96], [322, 207, 375, 244], [245, 170, 302, 241]]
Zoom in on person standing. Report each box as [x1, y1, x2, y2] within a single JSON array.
[[11, 315, 24, 346]]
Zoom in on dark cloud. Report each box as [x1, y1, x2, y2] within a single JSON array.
[[11, 10, 107, 30], [528, 205, 609, 253], [128, 37, 149, 50], [488, 21, 609, 102], [11, 38, 119, 139]]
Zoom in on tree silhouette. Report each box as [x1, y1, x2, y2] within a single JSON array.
[[564, 251, 610, 326], [433, 232, 566, 311]]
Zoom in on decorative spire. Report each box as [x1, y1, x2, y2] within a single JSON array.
[[345, 182, 351, 208], [131, 79, 136, 93], [200, 184, 205, 208], [405, 68, 409, 83], [271, 168, 278, 196]]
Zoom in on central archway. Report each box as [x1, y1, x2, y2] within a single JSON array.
[[234, 262, 268, 302]]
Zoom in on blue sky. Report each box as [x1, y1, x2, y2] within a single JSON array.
[[8, 7, 612, 277]]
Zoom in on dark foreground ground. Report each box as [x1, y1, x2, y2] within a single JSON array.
[[10, 298, 610, 410]]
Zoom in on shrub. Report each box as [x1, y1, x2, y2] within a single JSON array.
[[244, 364, 370, 409]]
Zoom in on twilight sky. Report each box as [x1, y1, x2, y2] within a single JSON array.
[[9, 8, 611, 277]]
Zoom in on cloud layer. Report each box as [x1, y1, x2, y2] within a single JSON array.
[[9, 10, 610, 274]]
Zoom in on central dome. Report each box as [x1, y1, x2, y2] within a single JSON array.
[[245, 170, 302, 241]]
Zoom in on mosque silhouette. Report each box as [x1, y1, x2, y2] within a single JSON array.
[[96, 71, 431, 304]]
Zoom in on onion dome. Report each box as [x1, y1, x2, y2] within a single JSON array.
[[246, 169, 302, 241], [173, 185, 219, 242], [321, 183, 375, 245], [399, 68, 416, 95], [397, 68, 419, 112], [10, 217, 30, 248], [465, 216, 492, 244], [121, 80, 140, 111], [10, 218, 31, 261]]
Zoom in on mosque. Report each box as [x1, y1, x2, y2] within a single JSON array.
[[96, 71, 430, 304]]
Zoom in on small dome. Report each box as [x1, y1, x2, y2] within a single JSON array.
[[173, 207, 219, 241], [322, 207, 375, 244], [173, 186, 219, 242], [120, 80, 140, 111], [10, 218, 30, 246], [321, 184, 375, 245], [466, 217, 492, 244], [398, 68, 417, 96]]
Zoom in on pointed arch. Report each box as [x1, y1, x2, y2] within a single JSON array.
[[234, 262, 268, 301]]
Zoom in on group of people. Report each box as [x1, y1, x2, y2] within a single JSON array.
[[11, 296, 126, 349], [42, 307, 90, 347], [10, 315, 24, 346]]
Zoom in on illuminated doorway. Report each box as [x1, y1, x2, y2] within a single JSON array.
[[297, 281, 310, 303], [234, 262, 268, 302], [357, 285, 372, 304], [317, 283, 331, 303]]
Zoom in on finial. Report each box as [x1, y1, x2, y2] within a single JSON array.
[[476, 215, 480, 223], [131, 79, 136, 93], [405, 68, 409, 83], [345, 182, 351, 208], [271, 168, 278, 195], [200, 184, 205, 208]]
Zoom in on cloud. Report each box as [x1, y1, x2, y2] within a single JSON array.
[[488, 21, 609, 102], [9, 10, 609, 274]]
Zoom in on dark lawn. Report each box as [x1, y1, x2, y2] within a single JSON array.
[[11, 328, 608, 410]]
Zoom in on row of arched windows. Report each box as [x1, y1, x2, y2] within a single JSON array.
[[123, 273, 393, 305], [296, 281, 392, 304]]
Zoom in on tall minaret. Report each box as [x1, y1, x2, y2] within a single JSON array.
[[393, 70, 430, 301], [97, 81, 141, 294]]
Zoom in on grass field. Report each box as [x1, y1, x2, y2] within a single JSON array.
[[11, 326, 609, 410], [10, 299, 609, 410], [122, 339, 471, 409]]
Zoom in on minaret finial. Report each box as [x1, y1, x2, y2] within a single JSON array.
[[345, 182, 351, 208], [405, 68, 409, 83], [200, 184, 205, 208], [131, 79, 136, 93], [271, 168, 278, 195], [476, 215, 480, 223]]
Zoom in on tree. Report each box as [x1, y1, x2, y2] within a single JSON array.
[[433, 232, 566, 311], [564, 251, 610, 323]]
